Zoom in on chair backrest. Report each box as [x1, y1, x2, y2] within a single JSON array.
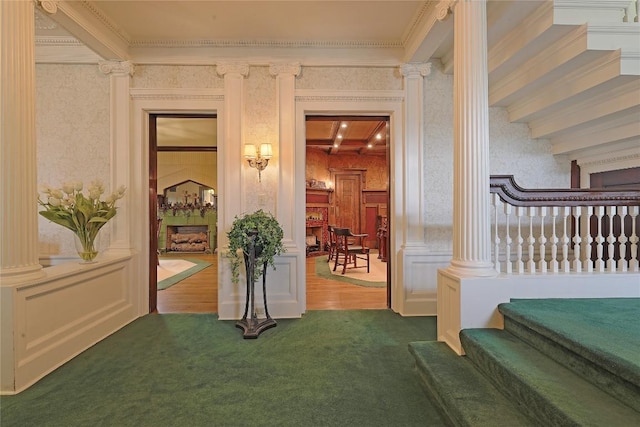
[[328, 225, 338, 245], [333, 227, 352, 249]]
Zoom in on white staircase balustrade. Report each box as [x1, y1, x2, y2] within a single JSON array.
[[490, 176, 640, 275]]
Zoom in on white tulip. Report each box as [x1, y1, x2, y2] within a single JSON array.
[[48, 197, 61, 207], [62, 182, 75, 194]]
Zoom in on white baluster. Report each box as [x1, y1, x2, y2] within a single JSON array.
[[595, 206, 605, 272], [606, 206, 617, 272], [630, 206, 639, 272], [516, 206, 525, 273], [561, 206, 571, 272], [583, 206, 594, 272], [527, 207, 536, 273], [538, 207, 548, 273], [572, 206, 582, 272], [618, 206, 628, 272], [503, 203, 513, 274], [549, 207, 559, 273], [492, 194, 501, 273]]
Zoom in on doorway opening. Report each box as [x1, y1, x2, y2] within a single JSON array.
[[305, 115, 391, 310], [149, 114, 218, 313]]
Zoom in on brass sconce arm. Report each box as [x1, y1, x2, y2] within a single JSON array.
[[244, 143, 273, 182]]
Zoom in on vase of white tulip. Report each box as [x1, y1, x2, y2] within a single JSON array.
[[38, 180, 126, 263]]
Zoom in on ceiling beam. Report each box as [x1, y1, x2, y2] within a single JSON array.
[[38, 1, 131, 60]]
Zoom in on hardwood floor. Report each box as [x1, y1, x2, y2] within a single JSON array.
[[156, 253, 387, 313]]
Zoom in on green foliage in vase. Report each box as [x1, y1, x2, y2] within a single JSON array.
[[38, 180, 126, 258], [226, 209, 285, 283]]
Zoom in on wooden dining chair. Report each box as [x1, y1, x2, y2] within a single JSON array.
[[327, 224, 338, 263], [332, 227, 370, 275]]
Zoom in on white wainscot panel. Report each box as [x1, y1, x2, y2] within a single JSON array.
[[248, 254, 300, 319], [401, 251, 451, 316], [11, 256, 135, 393], [218, 253, 300, 320]]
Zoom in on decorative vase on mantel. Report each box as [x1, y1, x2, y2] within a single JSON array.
[[74, 231, 100, 263]]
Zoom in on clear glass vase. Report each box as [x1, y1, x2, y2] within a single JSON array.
[[74, 232, 100, 263]]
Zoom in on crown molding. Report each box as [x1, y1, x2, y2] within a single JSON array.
[[130, 38, 402, 50], [129, 88, 224, 101], [35, 36, 101, 64], [295, 89, 404, 103]]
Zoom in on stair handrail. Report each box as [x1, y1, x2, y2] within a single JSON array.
[[489, 175, 640, 207], [489, 175, 639, 274]]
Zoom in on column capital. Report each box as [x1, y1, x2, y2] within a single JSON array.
[[269, 62, 301, 78], [37, 0, 58, 14], [216, 62, 249, 77], [98, 60, 135, 76], [400, 62, 432, 78], [436, 0, 458, 21]]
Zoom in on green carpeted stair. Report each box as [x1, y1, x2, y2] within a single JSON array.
[[410, 298, 640, 426]]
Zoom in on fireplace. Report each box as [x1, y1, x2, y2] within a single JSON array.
[[305, 207, 328, 255], [166, 225, 211, 253]]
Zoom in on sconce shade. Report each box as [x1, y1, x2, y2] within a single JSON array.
[[244, 144, 257, 159], [260, 143, 273, 159]]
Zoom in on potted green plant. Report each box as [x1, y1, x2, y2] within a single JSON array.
[[226, 209, 285, 283]]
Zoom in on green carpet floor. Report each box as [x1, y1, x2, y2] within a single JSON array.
[[0, 310, 445, 427]]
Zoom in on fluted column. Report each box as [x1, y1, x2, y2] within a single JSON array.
[[270, 63, 300, 242], [0, 0, 44, 282], [449, 0, 495, 276], [99, 61, 134, 250], [216, 62, 249, 227], [400, 63, 432, 247]]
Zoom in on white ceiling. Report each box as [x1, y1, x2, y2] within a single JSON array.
[[34, 1, 438, 65], [92, 1, 422, 42]]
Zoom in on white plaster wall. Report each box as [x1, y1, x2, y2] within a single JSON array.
[[297, 66, 402, 90], [242, 66, 278, 215], [131, 65, 222, 89], [423, 67, 571, 252], [36, 64, 111, 258]]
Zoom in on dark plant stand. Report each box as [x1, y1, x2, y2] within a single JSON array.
[[236, 230, 277, 338]]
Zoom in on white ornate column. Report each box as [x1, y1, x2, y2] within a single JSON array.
[[216, 62, 249, 320], [399, 63, 431, 247], [448, 0, 494, 277], [393, 62, 439, 315], [270, 63, 300, 244], [0, 0, 44, 282], [98, 60, 134, 250], [437, 0, 496, 355], [269, 62, 304, 317]]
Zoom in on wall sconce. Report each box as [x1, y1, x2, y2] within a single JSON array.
[[244, 143, 273, 182]]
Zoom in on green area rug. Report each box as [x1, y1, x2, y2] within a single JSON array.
[[0, 311, 444, 427], [315, 256, 386, 288], [157, 258, 211, 290]]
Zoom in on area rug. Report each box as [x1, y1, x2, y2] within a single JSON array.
[[314, 255, 386, 288], [157, 258, 211, 290]]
